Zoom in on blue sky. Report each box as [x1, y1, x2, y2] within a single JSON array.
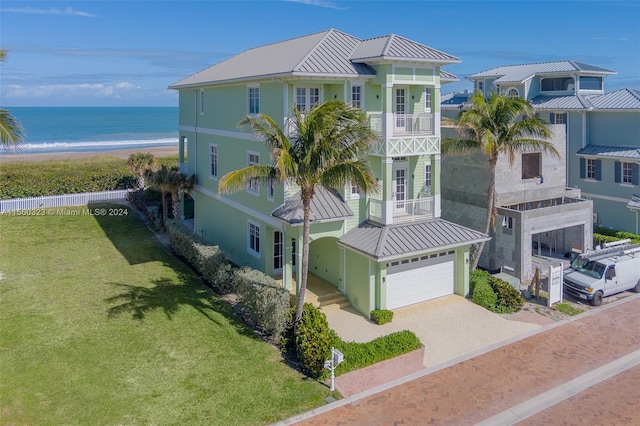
[[1, 0, 639, 107]]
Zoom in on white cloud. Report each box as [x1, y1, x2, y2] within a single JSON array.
[[0, 6, 96, 17], [6, 82, 142, 100], [285, 0, 347, 11]]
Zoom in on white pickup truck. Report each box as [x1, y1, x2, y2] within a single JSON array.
[[563, 242, 640, 306]]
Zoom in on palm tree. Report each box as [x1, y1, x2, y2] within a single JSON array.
[[127, 152, 157, 189], [443, 91, 559, 270], [219, 100, 378, 327], [146, 165, 195, 227], [0, 50, 25, 150]]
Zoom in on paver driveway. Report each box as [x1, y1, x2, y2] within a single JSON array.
[[283, 294, 640, 425]]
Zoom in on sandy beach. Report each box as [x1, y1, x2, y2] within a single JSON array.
[[0, 146, 180, 163]]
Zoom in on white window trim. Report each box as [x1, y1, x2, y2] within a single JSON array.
[[424, 87, 432, 113], [351, 83, 363, 110], [248, 85, 260, 115], [424, 163, 432, 191], [294, 85, 323, 112], [247, 151, 260, 195], [247, 220, 261, 258], [506, 87, 519, 98], [273, 231, 283, 272], [349, 180, 362, 199], [267, 177, 275, 201], [621, 162, 634, 185], [209, 143, 218, 179]]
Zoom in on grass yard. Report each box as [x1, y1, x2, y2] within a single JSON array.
[[0, 204, 327, 425]]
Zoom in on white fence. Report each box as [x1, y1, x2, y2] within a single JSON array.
[[0, 190, 131, 212]]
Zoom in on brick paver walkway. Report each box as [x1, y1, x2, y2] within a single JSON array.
[[290, 296, 640, 425]]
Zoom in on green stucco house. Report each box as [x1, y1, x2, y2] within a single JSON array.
[[170, 29, 488, 316]]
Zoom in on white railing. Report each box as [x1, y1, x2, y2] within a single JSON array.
[[0, 189, 130, 212], [368, 113, 435, 137], [369, 196, 435, 225]]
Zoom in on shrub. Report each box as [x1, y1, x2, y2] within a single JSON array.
[[594, 227, 640, 244], [490, 278, 525, 313], [472, 279, 497, 311], [469, 269, 492, 296], [287, 304, 331, 379], [332, 330, 421, 376], [233, 267, 290, 339], [370, 309, 393, 325]]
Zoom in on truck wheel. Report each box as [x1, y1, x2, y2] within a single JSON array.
[[634, 281, 640, 293], [592, 291, 603, 306]]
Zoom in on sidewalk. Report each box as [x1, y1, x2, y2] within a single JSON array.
[[282, 294, 640, 425]]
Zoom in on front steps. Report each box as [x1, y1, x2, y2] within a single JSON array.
[[290, 287, 351, 312]]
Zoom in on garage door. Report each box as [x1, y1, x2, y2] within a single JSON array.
[[386, 254, 455, 310]]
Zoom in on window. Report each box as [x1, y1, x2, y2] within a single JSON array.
[[502, 215, 514, 229], [248, 86, 260, 114], [506, 88, 519, 98], [350, 180, 361, 199], [580, 158, 601, 181], [579, 76, 603, 91], [541, 77, 574, 91], [296, 87, 321, 112], [552, 113, 566, 124], [351, 85, 362, 109], [424, 164, 432, 191], [586, 158, 596, 179], [247, 152, 260, 194], [291, 238, 296, 267], [273, 231, 283, 270], [615, 161, 639, 185], [522, 152, 541, 179], [248, 221, 260, 257], [209, 144, 218, 178], [268, 177, 275, 200], [424, 87, 432, 112], [199, 89, 205, 115], [477, 81, 484, 92]]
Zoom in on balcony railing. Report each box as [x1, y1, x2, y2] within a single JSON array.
[[369, 113, 435, 137], [369, 196, 435, 225]]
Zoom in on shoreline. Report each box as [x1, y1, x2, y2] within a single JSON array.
[[0, 146, 180, 163]]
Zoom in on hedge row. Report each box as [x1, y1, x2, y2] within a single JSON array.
[[0, 155, 178, 199], [165, 220, 289, 339], [594, 227, 640, 244]]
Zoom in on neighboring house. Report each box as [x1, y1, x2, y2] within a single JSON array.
[[440, 123, 593, 280], [170, 29, 488, 316], [442, 61, 640, 234]]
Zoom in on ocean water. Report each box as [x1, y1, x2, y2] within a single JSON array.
[[3, 107, 179, 155]]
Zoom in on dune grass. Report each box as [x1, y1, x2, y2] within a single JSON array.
[[0, 204, 327, 425]]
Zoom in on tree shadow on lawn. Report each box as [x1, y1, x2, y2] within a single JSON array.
[[105, 275, 262, 341], [90, 203, 167, 266]]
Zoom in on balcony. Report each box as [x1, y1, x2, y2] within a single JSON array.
[[369, 196, 435, 225], [368, 113, 439, 157], [369, 113, 435, 137]]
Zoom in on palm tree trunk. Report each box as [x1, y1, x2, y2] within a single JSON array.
[[294, 194, 312, 334], [471, 160, 497, 271], [161, 191, 169, 228]]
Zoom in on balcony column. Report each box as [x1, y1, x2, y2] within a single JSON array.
[[432, 153, 442, 218], [382, 83, 394, 143], [382, 158, 394, 225]]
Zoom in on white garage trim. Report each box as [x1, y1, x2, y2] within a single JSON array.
[[386, 253, 455, 309]]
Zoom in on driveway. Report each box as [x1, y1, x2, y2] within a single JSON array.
[[324, 295, 540, 368]]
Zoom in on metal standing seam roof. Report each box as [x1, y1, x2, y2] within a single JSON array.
[[338, 219, 489, 261], [530, 95, 592, 110], [271, 186, 353, 225], [628, 194, 640, 211], [170, 29, 459, 89], [585, 88, 640, 110], [466, 60, 616, 84], [576, 145, 640, 160]]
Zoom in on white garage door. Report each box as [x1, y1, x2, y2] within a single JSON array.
[[386, 254, 455, 310]]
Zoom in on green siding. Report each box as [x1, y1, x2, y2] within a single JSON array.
[[308, 237, 341, 286], [344, 251, 373, 314]]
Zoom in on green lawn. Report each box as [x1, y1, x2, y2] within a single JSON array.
[[0, 205, 327, 425]]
